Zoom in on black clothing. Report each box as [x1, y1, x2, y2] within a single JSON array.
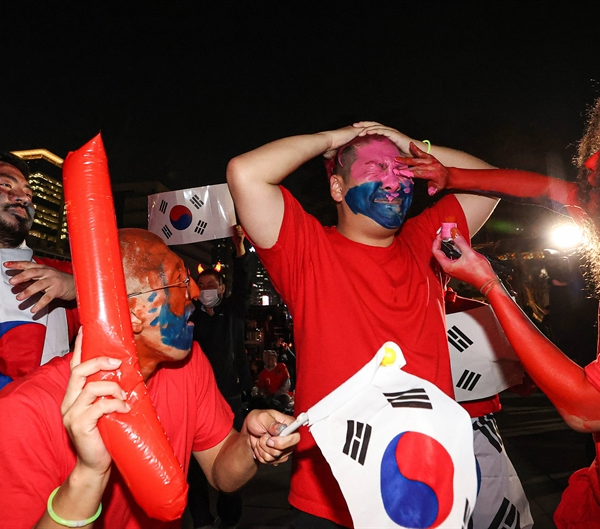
[[191, 252, 254, 398]]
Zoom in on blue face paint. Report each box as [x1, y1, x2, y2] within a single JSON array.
[[345, 180, 414, 229], [156, 301, 194, 351], [148, 292, 158, 303]]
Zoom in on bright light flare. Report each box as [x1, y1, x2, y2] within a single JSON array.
[[550, 223, 584, 249]]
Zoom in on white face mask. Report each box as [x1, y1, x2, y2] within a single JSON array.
[[199, 288, 220, 308]]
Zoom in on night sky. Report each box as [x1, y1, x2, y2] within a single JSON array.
[[3, 2, 600, 240]]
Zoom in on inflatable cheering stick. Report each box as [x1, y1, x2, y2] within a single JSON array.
[[63, 134, 188, 521]]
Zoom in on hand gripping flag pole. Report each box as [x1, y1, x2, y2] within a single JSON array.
[[63, 134, 188, 521]]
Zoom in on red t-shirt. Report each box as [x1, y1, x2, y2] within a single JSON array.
[[257, 363, 290, 395], [254, 187, 469, 526], [0, 342, 233, 529]]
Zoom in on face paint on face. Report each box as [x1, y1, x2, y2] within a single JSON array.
[[154, 298, 195, 352], [344, 141, 414, 229]]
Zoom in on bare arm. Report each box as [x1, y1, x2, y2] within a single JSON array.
[[194, 409, 300, 492], [34, 335, 129, 527], [397, 143, 580, 216], [226, 127, 363, 248], [433, 231, 600, 433]]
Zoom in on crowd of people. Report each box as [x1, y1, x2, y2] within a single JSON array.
[[2, 96, 600, 528]]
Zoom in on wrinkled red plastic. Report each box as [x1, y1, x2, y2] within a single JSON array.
[[63, 134, 188, 521]]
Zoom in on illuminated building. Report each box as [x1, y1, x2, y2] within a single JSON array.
[[250, 251, 283, 306], [11, 149, 69, 258]]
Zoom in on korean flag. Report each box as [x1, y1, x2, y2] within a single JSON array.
[[148, 184, 236, 245], [446, 305, 524, 402], [307, 342, 477, 529]]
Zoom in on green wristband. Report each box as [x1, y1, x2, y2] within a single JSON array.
[[422, 140, 432, 153], [47, 487, 102, 527]]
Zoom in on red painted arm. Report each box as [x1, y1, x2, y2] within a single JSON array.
[[432, 232, 600, 433], [397, 143, 582, 218], [63, 134, 187, 520]]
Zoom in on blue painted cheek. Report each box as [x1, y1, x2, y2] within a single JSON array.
[[157, 304, 194, 351], [345, 181, 413, 229]]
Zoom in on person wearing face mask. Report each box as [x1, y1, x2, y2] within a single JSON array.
[[188, 224, 255, 529]]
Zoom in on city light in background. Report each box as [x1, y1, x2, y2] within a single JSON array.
[[550, 222, 584, 251]]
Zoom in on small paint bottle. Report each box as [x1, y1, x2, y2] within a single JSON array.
[[440, 222, 461, 260]]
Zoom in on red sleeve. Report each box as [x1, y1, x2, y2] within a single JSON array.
[[585, 360, 600, 394], [249, 186, 318, 308], [0, 359, 73, 529], [190, 343, 234, 452]]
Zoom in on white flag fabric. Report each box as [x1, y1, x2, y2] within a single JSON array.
[[446, 306, 524, 402], [307, 342, 477, 529], [148, 184, 236, 245]]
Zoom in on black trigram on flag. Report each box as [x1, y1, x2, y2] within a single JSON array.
[[342, 420, 372, 465], [195, 220, 207, 234], [456, 369, 482, 391], [448, 325, 473, 352], [190, 194, 204, 209], [383, 388, 432, 409], [488, 498, 521, 529], [159, 200, 168, 214], [162, 225, 173, 239], [463, 498, 471, 529], [472, 414, 503, 453]]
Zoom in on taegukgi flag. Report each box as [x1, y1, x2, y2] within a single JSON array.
[[305, 342, 477, 529], [446, 305, 524, 403], [148, 184, 236, 245]]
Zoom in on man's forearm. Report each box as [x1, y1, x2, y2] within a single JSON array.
[[211, 432, 259, 493], [447, 167, 577, 209], [34, 464, 108, 528], [228, 133, 332, 188]]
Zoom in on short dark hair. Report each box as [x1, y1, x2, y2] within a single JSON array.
[[0, 152, 30, 178], [197, 268, 223, 285], [325, 135, 395, 182]]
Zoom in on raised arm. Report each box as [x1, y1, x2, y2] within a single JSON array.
[[355, 122, 500, 236], [432, 231, 600, 433], [397, 143, 580, 216], [226, 126, 363, 248]]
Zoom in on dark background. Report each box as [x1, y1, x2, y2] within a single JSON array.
[[3, 1, 600, 234]]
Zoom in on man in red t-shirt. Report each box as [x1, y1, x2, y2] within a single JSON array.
[[227, 122, 500, 528], [0, 229, 300, 529], [0, 152, 79, 388]]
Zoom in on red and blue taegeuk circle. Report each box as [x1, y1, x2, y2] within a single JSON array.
[[380, 431, 454, 528], [169, 205, 193, 231]]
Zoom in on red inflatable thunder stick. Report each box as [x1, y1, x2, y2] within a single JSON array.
[[62, 134, 188, 521]]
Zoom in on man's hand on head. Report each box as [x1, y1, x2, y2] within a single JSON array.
[[319, 126, 365, 160], [353, 122, 414, 156], [4, 261, 76, 313]]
